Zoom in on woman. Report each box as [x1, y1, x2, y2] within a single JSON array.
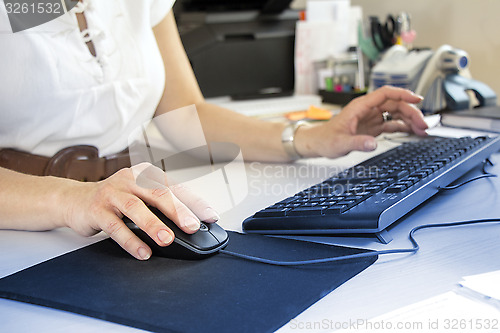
[[0, 0, 428, 260]]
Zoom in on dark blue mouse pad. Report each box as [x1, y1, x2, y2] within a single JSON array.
[[0, 232, 377, 333]]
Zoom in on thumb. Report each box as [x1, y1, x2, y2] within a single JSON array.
[[348, 135, 377, 152]]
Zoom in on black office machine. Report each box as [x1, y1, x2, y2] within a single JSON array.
[[173, 0, 298, 98]]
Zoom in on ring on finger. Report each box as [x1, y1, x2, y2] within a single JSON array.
[[382, 111, 393, 122]]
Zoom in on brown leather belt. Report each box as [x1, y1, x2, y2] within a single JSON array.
[[0, 145, 131, 182]]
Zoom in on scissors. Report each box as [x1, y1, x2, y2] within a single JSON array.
[[370, 15, 396, 51]]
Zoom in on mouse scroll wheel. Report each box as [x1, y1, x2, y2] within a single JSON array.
[[199, 223, 209, 231]]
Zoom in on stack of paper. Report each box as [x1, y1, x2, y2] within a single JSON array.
[[457, 270, 500, 310], [336, 270, 500, 332], [295, 0, 360, 94]]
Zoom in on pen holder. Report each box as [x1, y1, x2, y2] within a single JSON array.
[[319, 90, 366, 105]]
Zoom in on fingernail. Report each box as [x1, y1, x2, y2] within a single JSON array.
[[203, 208, 220, 223], [365, 140, 377, 151], [413, 92, 424, 100], [158, 229, 173, 245], [138, 247, 151, 260], [183, 216, 200, 232]]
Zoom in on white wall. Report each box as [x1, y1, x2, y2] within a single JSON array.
[[292, 0, 500, 95]]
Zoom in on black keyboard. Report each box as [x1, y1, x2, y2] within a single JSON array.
[[242, 136, 500, 243]]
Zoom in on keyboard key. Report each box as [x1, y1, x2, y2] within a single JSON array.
[[309, 197, 326, 203], [324, 205, 348, 214], [336, 200, 356, 206], [302, 202, 319, 207], [392, 170, 410, 179], [364, 185, 382, 193], [284, 203, 301, 209], [385, 184, 407, 193], [288, 206, 324, 216], [345, 195, 364, 201], [406, 177, 420, 184], [254, 208, 290, 217]]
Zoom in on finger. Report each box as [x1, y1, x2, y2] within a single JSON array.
[[360, 86, 424, 110], [376, 101, 428, 135], [132, 183, 202, 234], [342, 134, 378, 153], [382, 120, 412, 133], [402, 105, 428, 136], [169, 184, 220, 223], [111, 191, 175, 247], [132, 162, 168, 189], [130, 163, 202, 233], [98, 210, 152, 260], [388, 103, 428, 135]]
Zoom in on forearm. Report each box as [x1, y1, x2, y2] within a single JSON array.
[[0, 167, 72, 231], [195, 101, 293, 162]]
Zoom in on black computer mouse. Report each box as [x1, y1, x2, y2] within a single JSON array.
[[123, 206, 229, 260]]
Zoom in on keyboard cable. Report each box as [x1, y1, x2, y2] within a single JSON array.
[[220, 218, 500, 266], [438, 158, 496, 190]]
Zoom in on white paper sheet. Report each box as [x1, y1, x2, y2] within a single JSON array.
[[459, 270, 500, 302], [336, 292, 500, 332]]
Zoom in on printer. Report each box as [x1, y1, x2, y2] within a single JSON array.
[[369, 45, 497, 113], [173, 0, 298, 99]]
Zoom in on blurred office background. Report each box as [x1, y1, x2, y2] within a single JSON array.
[[292, 0, 500, 95], [174, 0, 500, 100]]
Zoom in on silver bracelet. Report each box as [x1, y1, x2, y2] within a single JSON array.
[[281, 121, 307, 161]]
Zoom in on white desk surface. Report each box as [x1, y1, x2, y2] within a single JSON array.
[[1, 137, 500, 333]]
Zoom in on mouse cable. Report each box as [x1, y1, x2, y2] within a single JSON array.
[[219, 218, 500, 266], [438, 158, 497, 191]]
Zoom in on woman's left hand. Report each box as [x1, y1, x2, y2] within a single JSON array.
[[294, 86, 428, 159]]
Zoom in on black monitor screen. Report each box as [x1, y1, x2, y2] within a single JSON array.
[[178, 0, 292, 13]]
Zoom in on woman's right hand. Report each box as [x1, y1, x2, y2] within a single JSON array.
[[62, 163, 220, 260]]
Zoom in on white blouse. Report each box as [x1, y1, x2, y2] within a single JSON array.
[[0, 0, 174, 157]]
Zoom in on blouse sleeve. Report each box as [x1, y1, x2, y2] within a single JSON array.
[[150, 0, 175, 27]]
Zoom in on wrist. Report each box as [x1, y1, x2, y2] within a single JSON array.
[[50, 177, 89, 230], [281, 121, 307, 161], [293, 122, 320, 159]]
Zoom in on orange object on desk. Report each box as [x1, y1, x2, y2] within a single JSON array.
[[286, 105, 333, 121]]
